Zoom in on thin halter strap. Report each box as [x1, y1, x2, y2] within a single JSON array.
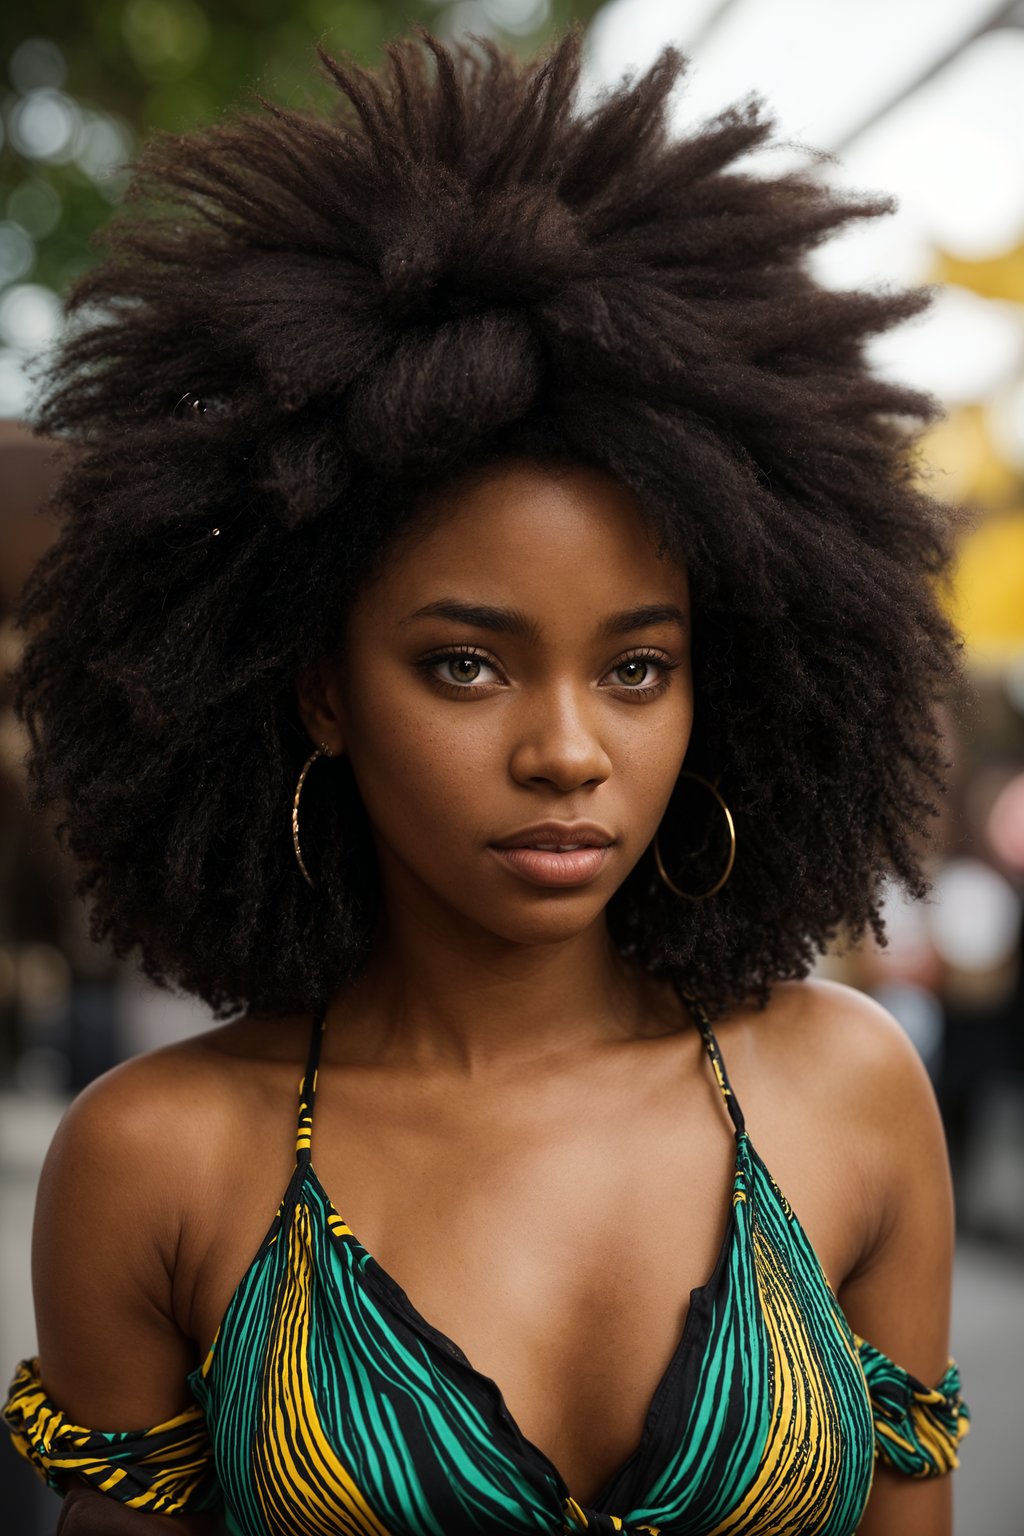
[[684, 990, 746, 1136], [295, 1006, 328, 1164], [293, 992, 746, 1152]]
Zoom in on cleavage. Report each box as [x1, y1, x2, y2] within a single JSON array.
[[306, 1063, 736, 1505]]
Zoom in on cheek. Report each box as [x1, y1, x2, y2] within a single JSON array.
[[341, 667, 498, 835], [618, 693, 695, 807], [611, 655, 694, 760]]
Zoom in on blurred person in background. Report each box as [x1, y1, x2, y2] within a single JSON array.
[[0, 22, 974, 1536]]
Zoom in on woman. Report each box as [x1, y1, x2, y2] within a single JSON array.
[[3, 22, 970, 1536]]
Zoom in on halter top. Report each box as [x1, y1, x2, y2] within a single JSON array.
[[4, 996, 970, 1534]]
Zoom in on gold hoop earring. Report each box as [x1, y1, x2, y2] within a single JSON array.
[[653, 770, 736, 901], [292, 743, 331, 889]]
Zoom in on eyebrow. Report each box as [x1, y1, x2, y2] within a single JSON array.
[[399, 599, 688, 641]]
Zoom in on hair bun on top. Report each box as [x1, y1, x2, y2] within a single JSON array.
[[349, 178, 581, 468], [345, 308, 542, 470]]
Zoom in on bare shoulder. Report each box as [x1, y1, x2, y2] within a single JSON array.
[[42, 1006, 311, 1230], [36, 1024, 247, 1294], [47, 1023, 243, 1189], [728, 975, 940, 1127], [30, 1014, 279, 1427], [715, 977, 952, 1286], [747, 971, 919, 1048], [749, 975, 948, 1180]]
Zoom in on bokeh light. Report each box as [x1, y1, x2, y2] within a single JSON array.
[[481, 0, 553, 34], [868, 284, 1024, 405], [6, 177, 61, 239], [0, 223, 35, 286], [988, 373, 1024, 471], [987, 774, 1024, 872], [7, 38, 66, 94], [0, 283, 63, 352], [8, 89, 80, 163], [73, 110, 135, 198], [930, 858, 1022, 971]]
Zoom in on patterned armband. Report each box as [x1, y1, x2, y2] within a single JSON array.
[[855, 1334, 971, 1478], [3, 1356, 223, 1514]]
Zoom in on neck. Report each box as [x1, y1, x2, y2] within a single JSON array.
[[323, 907, 679, 1078]]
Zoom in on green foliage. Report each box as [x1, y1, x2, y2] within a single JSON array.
[[0, 0, 604, 412]]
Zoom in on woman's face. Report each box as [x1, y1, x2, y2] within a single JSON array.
[[302, 458, 693, 950]]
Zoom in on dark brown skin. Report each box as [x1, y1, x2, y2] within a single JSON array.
[[56, 1483, 226, 1532], [32, 462, 956, 1532]]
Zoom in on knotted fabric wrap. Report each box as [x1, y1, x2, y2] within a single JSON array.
[[2, 1356, 223, 1515], [562, 1496, 663, 1533], [854, 1336, 971, 1476]]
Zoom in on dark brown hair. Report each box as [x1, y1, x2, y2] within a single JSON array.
[[15, 23, 966, 1018]]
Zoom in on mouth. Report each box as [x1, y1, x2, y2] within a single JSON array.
[[490, 821, 615, 851], [517, 842, 598, 851], [488, 842, 613, 888]]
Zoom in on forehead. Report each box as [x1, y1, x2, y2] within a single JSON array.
[[364, 459, 689, 618]]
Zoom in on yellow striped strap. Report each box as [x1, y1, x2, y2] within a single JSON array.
[[1, 1356, 223, 1514], [855, 1335, 971, 1478]]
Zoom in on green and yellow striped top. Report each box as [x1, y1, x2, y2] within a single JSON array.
[[4, 997, 970, 1533]]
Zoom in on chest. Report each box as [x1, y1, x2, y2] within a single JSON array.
[[181, 1041, 864, 1508]]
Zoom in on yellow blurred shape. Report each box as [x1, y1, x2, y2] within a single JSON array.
[[948, 510, 1024, 661], [932, 246, 1024, 304], [919, 406, 1020, 505]]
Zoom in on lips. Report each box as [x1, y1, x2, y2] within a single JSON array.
[[488, 822, 616, 889], [490, 821, 615, 851]]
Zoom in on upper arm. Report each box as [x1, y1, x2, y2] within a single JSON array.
[[817, 983, 964, 1535], [832, 984, 956, 1384], [3, 1050, 224, 1518], [32, 1052, 199, 1425]]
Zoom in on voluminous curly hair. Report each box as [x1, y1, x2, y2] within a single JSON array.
[[15, 23, 966, 1020]]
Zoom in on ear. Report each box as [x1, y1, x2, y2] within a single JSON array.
[[295, 655, 346, 757]]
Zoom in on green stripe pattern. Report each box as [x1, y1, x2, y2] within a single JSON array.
[[3, 1005, 970, 1534]]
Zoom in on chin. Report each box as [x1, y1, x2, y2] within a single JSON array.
[[474, 899, 611, 950]]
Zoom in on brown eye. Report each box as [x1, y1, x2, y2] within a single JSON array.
[[615, 659, 651, 686], [603, 649, 677, 699], [447, 656, 482, 683], [419, 648, 501, 692]]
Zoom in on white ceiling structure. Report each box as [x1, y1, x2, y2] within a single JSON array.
[[584, 0, 1024, 405]]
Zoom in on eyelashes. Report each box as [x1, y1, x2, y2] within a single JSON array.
[[416, 643, 680, 702]]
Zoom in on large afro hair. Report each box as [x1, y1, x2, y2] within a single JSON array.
[[14, 22, 967, 1020]]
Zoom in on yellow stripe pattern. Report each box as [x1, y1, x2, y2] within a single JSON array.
[[0, 1004, 971, 1531]]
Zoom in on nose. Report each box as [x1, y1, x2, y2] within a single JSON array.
[[508, 681, 613, 792]]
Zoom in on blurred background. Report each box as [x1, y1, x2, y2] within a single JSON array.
[[1, 1, 1023, 1532]]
